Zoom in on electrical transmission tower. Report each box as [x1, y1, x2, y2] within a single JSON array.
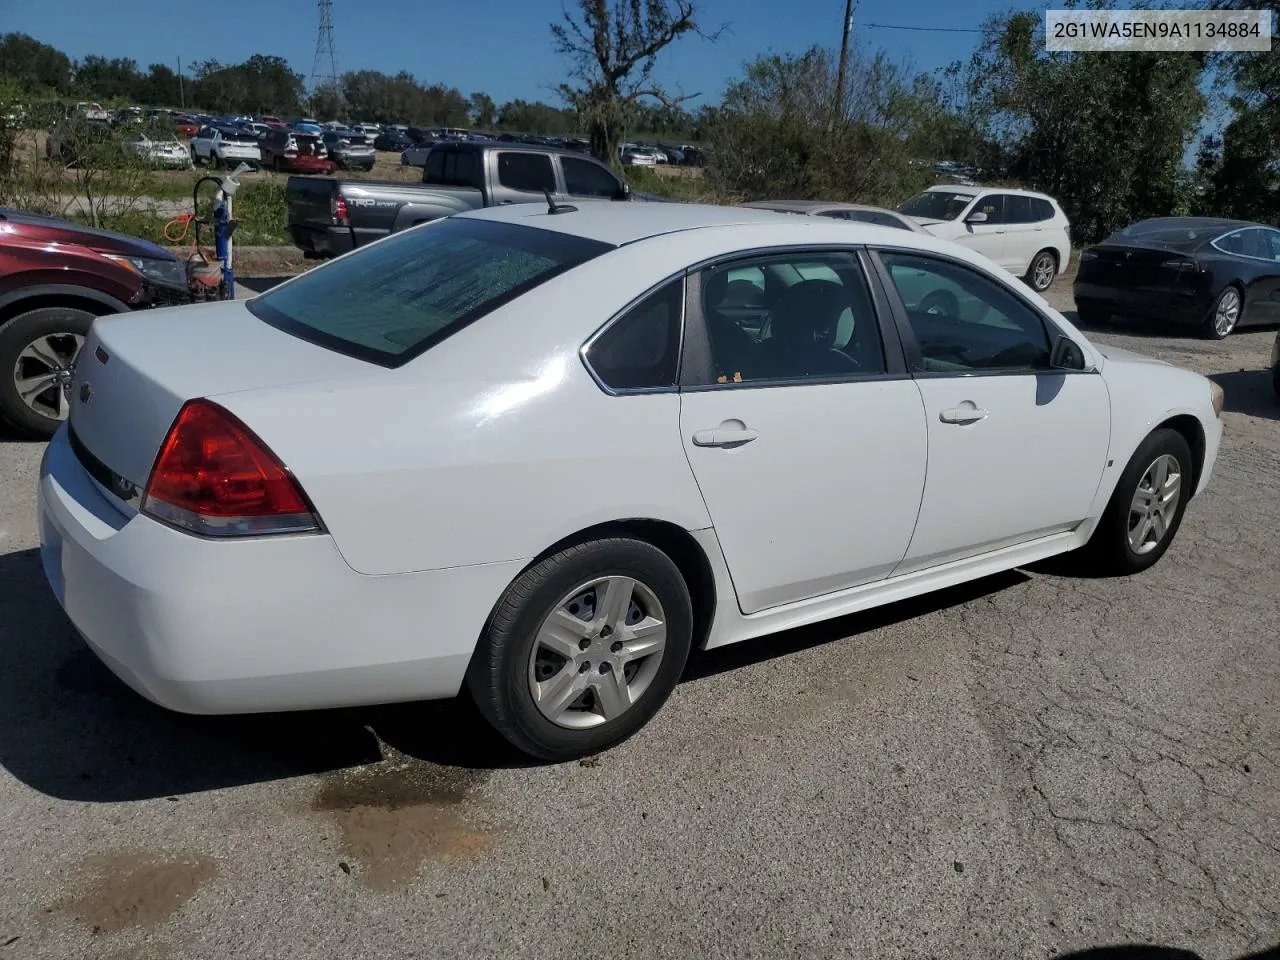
[[310, 0, 341, 94]]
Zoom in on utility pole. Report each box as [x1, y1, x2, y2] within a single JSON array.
[[177, 56, 185, 109], [834, 0, 855, 119]]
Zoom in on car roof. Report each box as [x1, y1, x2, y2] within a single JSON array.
[[737, 200, 906, 216], [1122, 216, 1257, 234], [920, 183, 1054, 200], [459, 199, 958, 249]]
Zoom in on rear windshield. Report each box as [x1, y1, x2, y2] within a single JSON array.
[[247, 217, 613, 367]]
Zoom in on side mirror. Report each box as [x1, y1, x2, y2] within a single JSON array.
[[965, 210, 988, 224], [1050, 334, 1087, 371], [614, 181, 631, 201]]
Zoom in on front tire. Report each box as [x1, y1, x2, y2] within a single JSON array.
[[1203, 285, 1242, 339], [1025, 250, 1057, 292], [1083, 428, 1193, 576], [466, 538, 694, 761], [0, 306, 96, 438]]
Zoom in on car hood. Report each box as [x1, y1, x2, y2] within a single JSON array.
[[1, 209, 176, 261], [1094, 344, 1170, 368]]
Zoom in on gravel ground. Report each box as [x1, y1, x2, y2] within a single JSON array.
[[0, 283, 1276, 960]]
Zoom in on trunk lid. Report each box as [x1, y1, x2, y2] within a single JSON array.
[[68, 299, 375, 496], [287, 175, 338, 229], [1077, 243, 1199, 288]]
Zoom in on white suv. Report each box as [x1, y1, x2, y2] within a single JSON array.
[[190, 125, 262, 169], [900, 185, 1071, 291]]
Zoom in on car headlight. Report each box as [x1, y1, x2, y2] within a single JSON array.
[[1209, 380, 1224, 418], [103, 254, 188, 289]]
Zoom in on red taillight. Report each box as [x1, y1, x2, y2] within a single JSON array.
[[141, 399, 320, 537], [332, 194, 348, 225]]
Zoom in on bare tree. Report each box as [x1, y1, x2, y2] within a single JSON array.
[[551, 0, 720, 167]]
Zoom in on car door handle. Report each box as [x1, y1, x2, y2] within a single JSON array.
[[692, 425, 759, 447], [939, 406, 989, 424]]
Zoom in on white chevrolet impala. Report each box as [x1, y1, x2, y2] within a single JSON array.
[[38, 201, 1224, 760]]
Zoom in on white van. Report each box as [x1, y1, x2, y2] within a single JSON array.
[[900, 185, 1071, 291]]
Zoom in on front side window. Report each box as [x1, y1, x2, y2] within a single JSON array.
[[563, 157, 622, 197], [248, 218, 612, 367], [972, 194, 1007, 223], [584, 279, 683, 390], [880, 252, 1051, 373], [497, 152, 556, 192], [698, 252, 886, 384], [899, 190, 975, 221]]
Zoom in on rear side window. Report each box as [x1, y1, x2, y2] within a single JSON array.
[[1031, 198, 1054, 221], [423, 150, 481, 187], [563, 157, 622, 198], [584, 279, 683, 390], [248, 218, 613, 367], [1005, 195, 1032, 223], [497, 152, 556, 192]]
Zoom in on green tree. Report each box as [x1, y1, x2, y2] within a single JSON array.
[[706, 46, 943, 205], [0, 33, 73, 94], [191, 55, 305, 116], [551, 0, 718, 167], [496, 99, 578, 134], [470, 91, 497, 128], [957, 11, 1206, 243], [74, 55, 142, 101]]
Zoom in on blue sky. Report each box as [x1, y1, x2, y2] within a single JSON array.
[[0, 0, 1014, 105]]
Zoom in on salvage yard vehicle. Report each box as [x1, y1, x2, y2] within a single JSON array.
[[1075, 217, 1280, 339], [0, 209, 189, 437], [739, 200, 927, 232], [259, 128, 334, 174], [39, 202, 1223, 760], [286, 140, 631, 256], [901, 185, 1071, 292], [320, 130, 376, 171], [122, 130, 192, 168], [190, 124, 261, 169]]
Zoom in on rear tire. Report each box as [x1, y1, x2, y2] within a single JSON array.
[[1081, 428, 1193, 576], [191, 148, 203, 167], [272, 155, 285, 173], [466, 538, 693, 761], [0, 306, 97, 439], [1203, 285, 1242, 340]]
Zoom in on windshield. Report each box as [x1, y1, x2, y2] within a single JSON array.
[[247, 218, 614, 367], [900, 190, 975, 221]]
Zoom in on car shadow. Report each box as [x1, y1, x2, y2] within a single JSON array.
[[1065, 309, 1191, 340], [1052, 945, 1278, 960], [1210, 369, 1279, 421], [0, 543, 1031, 798]]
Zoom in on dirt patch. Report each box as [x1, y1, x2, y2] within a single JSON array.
[[51, 852, 216, 935], [312, 763, 493, 892]]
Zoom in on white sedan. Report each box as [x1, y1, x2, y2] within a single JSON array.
[[38, 202, 1224, 760]]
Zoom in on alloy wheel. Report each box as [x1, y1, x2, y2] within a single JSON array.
[[527, 575, 668, 729], [12, 332, 84, 422], [1214, 289, 1240, 337], [1127, 454, 1182, 556], [1032, 254, 1055, 291]]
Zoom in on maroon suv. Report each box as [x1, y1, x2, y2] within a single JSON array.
[[0, 209, 190, 438]]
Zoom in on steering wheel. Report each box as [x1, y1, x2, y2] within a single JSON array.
[[919, 289, 960, 318]]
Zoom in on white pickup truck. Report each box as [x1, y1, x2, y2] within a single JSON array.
[[190, 124, 262, 169]]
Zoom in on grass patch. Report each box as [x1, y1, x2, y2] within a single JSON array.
[[67, 180, 290, 248], [622, 166, 720, 204]]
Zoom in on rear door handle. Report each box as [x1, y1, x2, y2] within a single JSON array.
[[692, 425, 759, 447], [940, 406, 988, 424]]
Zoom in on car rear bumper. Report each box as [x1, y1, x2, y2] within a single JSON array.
[[38, 425, 522, 715], [278, 156, 334, 173], [1073, 282, 1210, 325], [288, 223, 386, 256]]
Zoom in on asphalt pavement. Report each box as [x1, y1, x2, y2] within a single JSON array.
[[0, 296, 1276, 960]]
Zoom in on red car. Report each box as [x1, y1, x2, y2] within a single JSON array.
[[0, 209, 191, 437], [171, 114, 200, 139], [259, 129, 336, 174], [259, 115, 288, 129]]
